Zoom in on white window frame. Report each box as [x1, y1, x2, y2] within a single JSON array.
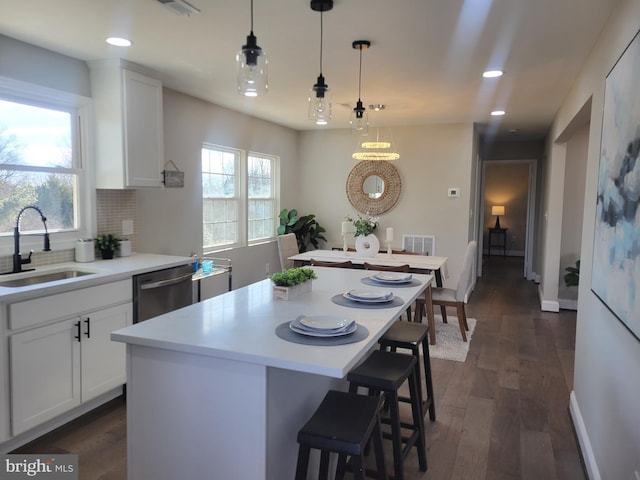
[[0, 77, 94, 257], [202, 143, 279, 253]]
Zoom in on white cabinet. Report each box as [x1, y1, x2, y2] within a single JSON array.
[[7, 279, 132, 436], [10, 303, 131, 436], [90, 59, 164, 188]]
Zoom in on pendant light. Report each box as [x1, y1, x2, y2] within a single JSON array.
[[237, 0, 268, 97], [352, 108, 400, 161], [349, 40, 370, 135], [308, 0, 333, 125]]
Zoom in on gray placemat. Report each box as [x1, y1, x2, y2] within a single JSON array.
[[360, 277, 423, 288], [331, 294, 405, 309], [275, 322, 369, 345]]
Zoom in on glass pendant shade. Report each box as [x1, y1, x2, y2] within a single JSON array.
[[350, 100, 369, 134], [308, 74, 332, 125], [237, 32, 268, 97]]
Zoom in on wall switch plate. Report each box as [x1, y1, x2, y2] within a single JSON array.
[[448, 187, 460, 197], [122, 219, 134, 236]]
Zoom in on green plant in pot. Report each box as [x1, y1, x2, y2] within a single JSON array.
[[564, 260, 580, 287], [95, 234, 121, 260], [277, 208, 327, 253], [270, 267, 317, 286]]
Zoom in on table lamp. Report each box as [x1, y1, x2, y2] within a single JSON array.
[[491, 205, 505, 229]]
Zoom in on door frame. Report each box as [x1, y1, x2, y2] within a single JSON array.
[[476, 158, 538, 279]]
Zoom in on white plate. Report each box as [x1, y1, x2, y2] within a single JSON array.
[[290, 321, 357, 337], [344, 291, 395, 303], [371, 272, 413, 283], [299, 315, 352, 331], [346, 289, 393, 300]]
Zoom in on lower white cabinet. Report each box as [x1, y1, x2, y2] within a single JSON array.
[[10, 303, 132, 436]]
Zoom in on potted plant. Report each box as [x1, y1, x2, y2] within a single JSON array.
[[95, 234, 121, 260], [277, 208, 327, 253], [564, 260, 580, 287], [346, 214, 380, 257], [270, 267, 317, 300]]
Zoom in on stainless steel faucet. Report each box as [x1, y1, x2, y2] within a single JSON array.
[[5, 205, 51, 274]]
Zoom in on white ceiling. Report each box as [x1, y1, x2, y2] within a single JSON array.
[[0, 0, 619, 137]]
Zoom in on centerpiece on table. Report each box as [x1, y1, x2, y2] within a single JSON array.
[[270, 267, 317, 300], [347, 214, 380, 257], [95, 234, 121, 260]]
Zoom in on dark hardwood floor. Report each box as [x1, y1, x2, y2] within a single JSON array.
[[13, 255, 585, 480]]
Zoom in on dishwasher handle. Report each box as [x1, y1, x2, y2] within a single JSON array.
[[139, 272, 193, 290]]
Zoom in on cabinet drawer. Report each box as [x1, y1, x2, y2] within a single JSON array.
[[9, 279, 132, 331]]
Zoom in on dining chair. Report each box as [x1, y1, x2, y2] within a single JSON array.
[[310, 259, 353, 268], [416, 240, 477, 343], [277, 233, 299, 271], [363, 262, 412, 321]]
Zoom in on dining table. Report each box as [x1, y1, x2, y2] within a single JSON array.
[[111, 266, 434, 480], [290, 249, 449, 287]]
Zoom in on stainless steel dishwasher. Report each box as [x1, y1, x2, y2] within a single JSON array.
[[133, 264, 193, 323]]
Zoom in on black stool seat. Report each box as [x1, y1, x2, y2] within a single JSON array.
[[347, 350, 427, 480], [379, 321, 436, 421], [295, 390, 387, 480]]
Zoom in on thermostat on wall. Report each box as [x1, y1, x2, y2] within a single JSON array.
[[448, 187, 460, 197]]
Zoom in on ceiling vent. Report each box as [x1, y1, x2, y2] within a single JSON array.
[[156, 0, 200, 16]]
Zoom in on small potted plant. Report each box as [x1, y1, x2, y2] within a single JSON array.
[[270, 267, 317, 300], [95, 234, 121, 260]]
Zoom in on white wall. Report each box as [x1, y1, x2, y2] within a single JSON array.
[[550, 0, 640, 478], [135, 88, 299, 288], [298, 123, 475, 287]]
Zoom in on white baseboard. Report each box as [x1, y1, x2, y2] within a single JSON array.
[[570, 391, 601, 480], [538, 285, 560, 312], [559, 298, 578, 310]]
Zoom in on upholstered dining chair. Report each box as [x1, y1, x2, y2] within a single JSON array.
[[363, 262, 412, 321], [416, 240, 477, 343], [277, 233, 299, 271], [310, 259, 353, 268]]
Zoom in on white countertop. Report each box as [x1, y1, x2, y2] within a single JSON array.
[[112, 267, 433, 378], [0, 253, 192, 303]]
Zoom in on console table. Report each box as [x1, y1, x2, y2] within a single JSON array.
[[488, 227, 507, 257]]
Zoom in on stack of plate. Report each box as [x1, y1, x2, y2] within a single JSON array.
[[289, 315, 357, 337], [369, 272, 413, 284], [343, 289, 394, 303]]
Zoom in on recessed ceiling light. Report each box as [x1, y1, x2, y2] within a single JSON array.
[[106, 37, 132, 47], [369, 104, 385, 111], [483, 70, 503, 78], [491, 110, 506, 116]]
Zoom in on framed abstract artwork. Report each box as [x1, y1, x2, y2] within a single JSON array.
[[592, 29, 640, 341]]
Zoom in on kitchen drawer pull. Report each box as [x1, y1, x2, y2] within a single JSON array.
[[139, 273, 193, 290], [84, 318, 91, 338], [75, 321, 81, 342]]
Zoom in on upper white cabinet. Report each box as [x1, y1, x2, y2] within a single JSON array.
[[90, 59, 164, 188]]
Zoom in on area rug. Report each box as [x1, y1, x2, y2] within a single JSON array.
[[427, 315, 477, 362]]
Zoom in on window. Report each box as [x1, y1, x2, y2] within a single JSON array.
[[0, 86, 90, 256], [202, 144, 278, 251]]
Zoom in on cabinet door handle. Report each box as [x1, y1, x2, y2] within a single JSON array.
[[75, 321, 81, 342], [84, 318, 91, 338]]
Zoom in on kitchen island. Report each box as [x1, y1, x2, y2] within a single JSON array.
[[112, 266, 433, 479]]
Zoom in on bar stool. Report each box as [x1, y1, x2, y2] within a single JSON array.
[[347, 350, 427, 480], [295, 390, 387, 480], [378, 321, 436, 421]]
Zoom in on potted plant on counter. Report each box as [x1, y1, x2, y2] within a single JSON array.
[[95, 234, 121, 260], [270, 267, 317, 300]]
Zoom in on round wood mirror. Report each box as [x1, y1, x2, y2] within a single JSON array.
[[346, 161, 401, 215]]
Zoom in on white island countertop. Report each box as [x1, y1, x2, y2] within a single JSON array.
[[112, 266, 433, 378], [0, 253, 192, 303]]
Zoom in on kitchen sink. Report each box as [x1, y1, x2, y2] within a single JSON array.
[[0, 269, 96, 288]]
